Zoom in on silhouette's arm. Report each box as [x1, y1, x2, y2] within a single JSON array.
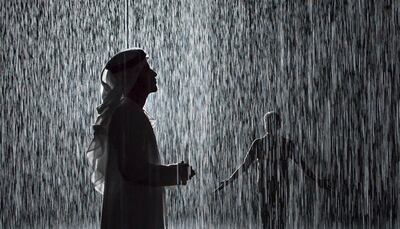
[[298, 159, 317, 181], [288, 141, 332, 190], [215, 139, 259, 192], [293, 155, 332, 191]]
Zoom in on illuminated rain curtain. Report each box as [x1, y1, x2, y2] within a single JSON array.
[[1, 0, 399, 228]]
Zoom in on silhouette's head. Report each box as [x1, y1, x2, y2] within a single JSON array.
[[129, 60, 158, 96], [104, 48, 157, 98], [263, 111, 281, 135]]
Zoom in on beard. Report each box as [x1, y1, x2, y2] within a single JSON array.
[[150, 83, 158, 92]]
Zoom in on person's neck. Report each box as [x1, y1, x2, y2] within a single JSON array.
[[127, 92, 149, 108]]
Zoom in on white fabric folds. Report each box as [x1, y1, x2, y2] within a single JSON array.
[[86, 49, 147, 194]]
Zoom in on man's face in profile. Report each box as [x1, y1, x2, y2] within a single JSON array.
[[140, 60, 158, 93]]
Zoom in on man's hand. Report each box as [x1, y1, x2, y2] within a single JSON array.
[[177, 161, 196, 185], [213, 179, 230, 193]]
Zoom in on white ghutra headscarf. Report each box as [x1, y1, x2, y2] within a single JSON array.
[[86, 48, 147, 194]]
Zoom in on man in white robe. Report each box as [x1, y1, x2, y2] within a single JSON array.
[[87, 49, 195, 229]]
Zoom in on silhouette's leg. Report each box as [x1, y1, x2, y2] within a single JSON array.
[[260, 203, 270, 229], [277, 198, 286, 229], [260, 191, 271, 229], [262, 190, 280, 229]]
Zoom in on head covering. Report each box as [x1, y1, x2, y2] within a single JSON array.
[[86, 48, 147, 194]]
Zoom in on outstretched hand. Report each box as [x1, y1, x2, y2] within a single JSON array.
[[213, 179, 230, 193], [177, 161, 196, 185]]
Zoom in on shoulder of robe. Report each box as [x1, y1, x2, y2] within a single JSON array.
[[257, 136, 269, 145], [112, 101, 149, 129], [252, 138, 265, 154], [253, 138, 263, 146]]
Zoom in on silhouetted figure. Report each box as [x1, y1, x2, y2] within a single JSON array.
[[87, 48, 195, 229], [215, 111, 330, 229]]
